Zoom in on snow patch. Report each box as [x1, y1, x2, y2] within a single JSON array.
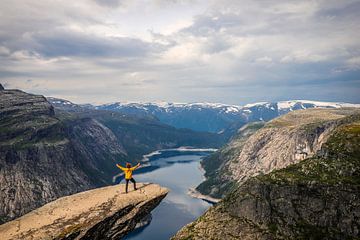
[[244, 102, 269, 108]]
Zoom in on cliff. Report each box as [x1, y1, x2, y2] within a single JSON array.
[[173, 110, 360, 239], [197, 108, 359, 198], [0, 88, 222, 224], [196, 122, 265, 198], [0, 183, 168, 240], [0, 89, 130, 223]]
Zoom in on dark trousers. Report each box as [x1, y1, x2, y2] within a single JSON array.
[[125, 178, 136, 193]]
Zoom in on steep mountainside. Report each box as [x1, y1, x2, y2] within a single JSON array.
[[196, 122, 265, 198], [197, 108, 359, 199], [173, 111, 360, 240], [0, 183, 168, 240], [0, 88, 127, 223], [95, 100, 360, 133], [0, 88, 221, 224]]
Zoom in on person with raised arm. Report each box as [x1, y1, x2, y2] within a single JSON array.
[[116, 162, 141, 193]]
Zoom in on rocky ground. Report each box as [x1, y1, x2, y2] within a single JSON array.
[[197, 108, 360, 199], [173, 110, 360, 239], [0, 88, 128, 223], [0, 183, 168, 240]]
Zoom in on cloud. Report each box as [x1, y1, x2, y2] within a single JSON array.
[[0, 0, 359, 104], [31, 30, 157, 58], [93, 0, 123, 8]]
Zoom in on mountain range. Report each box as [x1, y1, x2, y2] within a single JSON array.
[[49, 98, 360, 142], [93, 100, 360, 133]]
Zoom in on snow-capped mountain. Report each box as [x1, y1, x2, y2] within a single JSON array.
[[95, 102, 245, 133], [47, 97, 94, 112], [47, 97, 360, 133], [95, 100, 360, 133]]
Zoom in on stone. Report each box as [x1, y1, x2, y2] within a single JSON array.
[[173, 111, 360, 239], [0, 183, 168, 240]]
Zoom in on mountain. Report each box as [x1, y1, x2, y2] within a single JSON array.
[[196, 121, 265, 198], [173, 108, 360, 239], [0, 88, 222, 224], [197, 108, 360, 199], [0, 183, 168, 240], [95, 100, 360, 134], [49, 98, 224, 160], [0, 88, 128, 223]]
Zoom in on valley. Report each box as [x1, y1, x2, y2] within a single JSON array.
[[1, 84, 359, 239]]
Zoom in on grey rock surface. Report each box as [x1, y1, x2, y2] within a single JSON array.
[[173, 110, 360, 240], [0, 89, 127, 223], [197, 108, 360, 198], [0, 183, 168, 240]]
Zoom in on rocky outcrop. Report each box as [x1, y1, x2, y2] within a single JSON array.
[[197, 108, 360, 198], [0, 84, 4, 90], [173, 111, 360, 239], [0, 183, 168, 240], [0, 89, 127, 223]]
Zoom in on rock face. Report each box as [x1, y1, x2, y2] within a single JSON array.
[[0, 183, 169, 240], [0, 88, 222, 224], [0, 89, 127, 223], [196, 122, 265, 198], [0, 84, 4, 90], [173, 110, 360, 239], [197, 108, 359, 198]]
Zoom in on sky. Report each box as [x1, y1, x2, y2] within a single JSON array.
[[0, 0, 359, 105]]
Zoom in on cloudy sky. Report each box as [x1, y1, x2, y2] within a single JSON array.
[[1, 0, 359, 105]]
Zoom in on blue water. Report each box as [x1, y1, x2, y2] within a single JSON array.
[[124, 152, 212, 240]]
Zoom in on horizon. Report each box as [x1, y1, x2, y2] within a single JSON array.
[[47, 92, 360, 106], [1, 1, 360, 104], [2, 82, 360, 106]]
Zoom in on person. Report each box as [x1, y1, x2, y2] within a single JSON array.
[[116, 162, 141, 193]]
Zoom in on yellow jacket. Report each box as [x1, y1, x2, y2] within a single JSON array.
[[116, 163, 140, 179]]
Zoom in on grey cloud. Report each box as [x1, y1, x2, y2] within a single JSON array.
[[1, 0, 360, 105], [93, 0, 123, 8], [317, 1, 360, 19], [31, 30, 156, 58]]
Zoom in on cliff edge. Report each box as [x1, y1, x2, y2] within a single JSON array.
[[197, 108, 359, 198], [173, 111, 360, 239], [0, 183, 168, 240]]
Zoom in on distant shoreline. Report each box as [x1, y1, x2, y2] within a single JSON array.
[[188, 188, 220, 204], [141, 147, 218, 163], [187, 162, 221, 204]]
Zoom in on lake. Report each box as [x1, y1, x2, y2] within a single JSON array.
[[122, 150, 214, 240]]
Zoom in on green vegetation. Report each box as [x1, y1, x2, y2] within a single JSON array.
[[224, 117, 360, 239], [174, 111, 360, 240], [258, 120, 360, 186]]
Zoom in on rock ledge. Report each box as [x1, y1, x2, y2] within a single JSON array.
[[0, 183, 168, 240]]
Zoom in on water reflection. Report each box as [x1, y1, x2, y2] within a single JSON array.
[[124, 153, 212, 240]]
